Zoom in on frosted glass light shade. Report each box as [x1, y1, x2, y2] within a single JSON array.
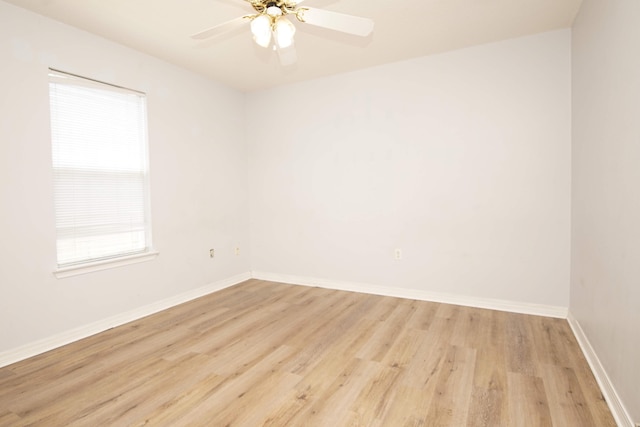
[[274, 17, 296, 49], [251, 14, 272, 48], [266, 5, 282, 17]]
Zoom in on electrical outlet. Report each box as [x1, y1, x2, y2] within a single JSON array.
[[394, 248, 402, 260], [234, 247, 240, 256], [209, 249, 215, 258]]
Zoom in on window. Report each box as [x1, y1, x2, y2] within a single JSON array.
[[49, 69, 154, 274]]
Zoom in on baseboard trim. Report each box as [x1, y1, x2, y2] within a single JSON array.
[[251, 271, 568, 318], [567, 313, 634, 427], [0, 272, 252, 369]]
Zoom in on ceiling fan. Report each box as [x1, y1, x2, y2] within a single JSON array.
[[191, 0, 374, 65]]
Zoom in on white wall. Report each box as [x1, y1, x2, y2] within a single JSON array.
[[0, 2, 250, 355], [571, 0, 640, 422], [247, 30, 572, 308]]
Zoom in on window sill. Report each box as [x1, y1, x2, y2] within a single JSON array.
[[54, 251, 159, 279]]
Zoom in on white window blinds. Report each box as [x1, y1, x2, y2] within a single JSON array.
[[49, 69, 152, 267]]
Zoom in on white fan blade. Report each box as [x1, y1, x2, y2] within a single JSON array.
[[191, 16, 248, 40], [297, 7, 374, 37], [277, 44, 297, 66]]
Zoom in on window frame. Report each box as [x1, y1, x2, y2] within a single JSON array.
[[48, 69, 157, 278]]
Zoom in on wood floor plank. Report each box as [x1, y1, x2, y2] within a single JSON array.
[[62, 353, 204, 427], [505, 313, 540, 377], [282, 291, 377, 375], [570, 351, 617, 426], [540, 364, 602, 427], [381, 327, 427, 371], [467, 311, 509, 426], [16, 356, 172, 425], [449, 306, 489, 349], [356, 300, 417, 362], [467, 381, 506, 427], [349, 362, 403, 425], [0, 411, 22, 427], [0, 370, 14, 382], [529, 317, 576, 368], [377, 385, 433, 427], [168, 345, 298, 426], [405, 299, 439, 331], [182, 367, 301, 427], [0, 279, 617, 426], [401, 316, 456, 390], [506, 372, 553, 427], [424, 345, 477, 426], [129, 372, 226, 427], [281, 358, 379, 426]]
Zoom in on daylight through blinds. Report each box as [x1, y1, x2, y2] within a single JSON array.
[[49, 69, 152, 267]]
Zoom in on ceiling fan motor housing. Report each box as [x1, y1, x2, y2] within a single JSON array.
[[250, 0, 298, 16]]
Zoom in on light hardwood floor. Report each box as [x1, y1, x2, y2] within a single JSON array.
[[0, 279, 616, 426]]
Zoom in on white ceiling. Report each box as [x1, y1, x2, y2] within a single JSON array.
[[5, 0, 583, 92]]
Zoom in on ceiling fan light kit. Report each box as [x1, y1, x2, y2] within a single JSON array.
[[249, 14, 297, 49], [192, 0, 374, 64]]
